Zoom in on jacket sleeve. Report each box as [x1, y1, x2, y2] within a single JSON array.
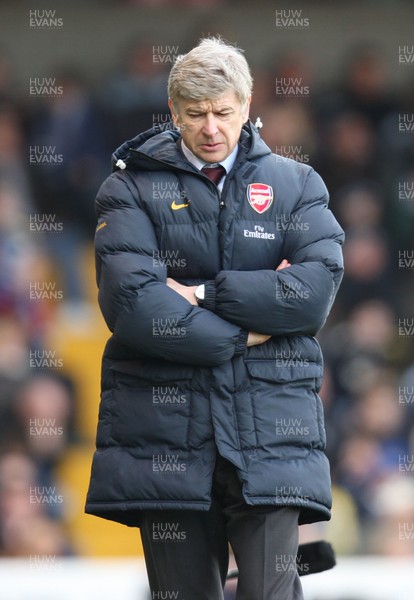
[[94, 173, 247, 366], [202, 168, 344, 336]]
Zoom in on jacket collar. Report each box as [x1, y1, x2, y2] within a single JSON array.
[[111, 120, 271, 173]]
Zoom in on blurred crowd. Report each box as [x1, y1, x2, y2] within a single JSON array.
[[0, 32, 413, 563]]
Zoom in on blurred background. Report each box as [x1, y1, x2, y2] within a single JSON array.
[[0, 0, 413, 598]]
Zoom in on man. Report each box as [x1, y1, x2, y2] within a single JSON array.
[[85, 37, 344, 600]]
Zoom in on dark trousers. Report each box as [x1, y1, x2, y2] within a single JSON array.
[[140, 455, 304, 600]]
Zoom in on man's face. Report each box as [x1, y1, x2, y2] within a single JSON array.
[[169, 90, 251, 164]]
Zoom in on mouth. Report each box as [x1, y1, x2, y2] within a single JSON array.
[[199, 142, 223, 152]]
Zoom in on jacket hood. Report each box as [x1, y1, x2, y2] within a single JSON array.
[[111, 119, 272, 173]]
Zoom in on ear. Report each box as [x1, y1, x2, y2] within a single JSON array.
[[242, 96, 252, 123], [168, 98, 179, 127]]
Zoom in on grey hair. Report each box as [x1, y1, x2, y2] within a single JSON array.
[[168, 37, 253, 109]]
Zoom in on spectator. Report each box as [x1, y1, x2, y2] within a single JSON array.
[[29, 68, 109, 306]]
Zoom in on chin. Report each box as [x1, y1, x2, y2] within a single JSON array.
[[201, 151, 227, 162]]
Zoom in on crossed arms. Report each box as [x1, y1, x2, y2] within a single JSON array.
[[166, 259, 291, 348], [95, 169, 344, 366]]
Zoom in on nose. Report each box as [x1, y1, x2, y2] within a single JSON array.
[[202, 113, 219, 136]]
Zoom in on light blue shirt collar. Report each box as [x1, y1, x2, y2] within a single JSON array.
[[180, 140, 239, 175]]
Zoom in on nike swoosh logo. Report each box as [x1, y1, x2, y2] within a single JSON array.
[[171, 200, 190, 210]]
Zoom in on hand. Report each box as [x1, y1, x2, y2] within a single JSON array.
[[276, 259, 291, 271], [166, 277, 198, 305], [247, 331, 271, 347]]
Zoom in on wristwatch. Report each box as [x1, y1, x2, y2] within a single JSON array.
[[195, 284, 205, 306]]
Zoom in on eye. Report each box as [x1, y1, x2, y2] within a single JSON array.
[[217, 111, 232, 118]]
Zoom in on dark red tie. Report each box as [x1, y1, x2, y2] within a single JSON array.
[[201, 164, 226, 185]]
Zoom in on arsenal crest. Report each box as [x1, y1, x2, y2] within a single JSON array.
[[247, 183, 274, 214]]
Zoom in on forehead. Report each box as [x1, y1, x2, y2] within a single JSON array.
[[178, 90, 241, 112]]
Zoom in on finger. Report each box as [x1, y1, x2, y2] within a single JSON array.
[[276, 259, 288, 271]]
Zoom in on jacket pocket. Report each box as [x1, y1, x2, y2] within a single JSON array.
[[109, 360, 194, 450], [245, 358, 322, 383], [243, 359, 324, 454]]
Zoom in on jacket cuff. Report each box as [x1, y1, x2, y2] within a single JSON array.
[[202, 280, 217, 312], [234, 329, 248, 356]]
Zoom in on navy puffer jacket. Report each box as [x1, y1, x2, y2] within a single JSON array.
[[85, 121, 344, 526]]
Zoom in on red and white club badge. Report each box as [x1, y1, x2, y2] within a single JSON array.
[[247, 183, 274, 214]]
